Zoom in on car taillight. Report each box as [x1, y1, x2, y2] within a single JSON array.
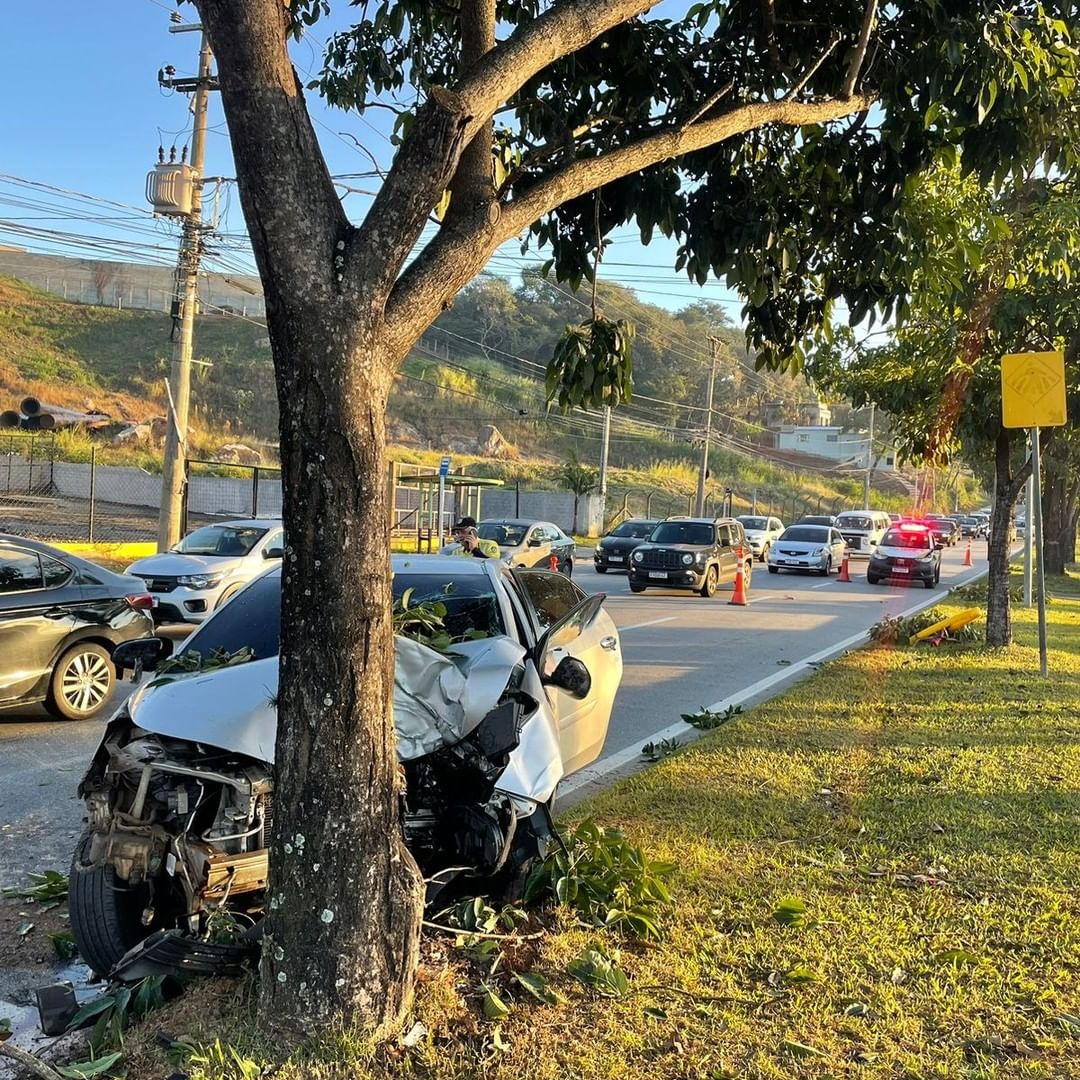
[[126, 593, 156, 611]]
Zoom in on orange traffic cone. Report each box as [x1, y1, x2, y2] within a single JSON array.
[[838, 551, 852, 582], [729, 547, 749, 606], [963, 539, 973, 567]]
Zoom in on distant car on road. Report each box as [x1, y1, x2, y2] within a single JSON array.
[[628, 517, 752, 597], [923, 515, 960, 546], [867, 523, 942, 588], [767, 524, 847, 576], [948, 514, 987, 539], [127, 519, 284, 624], [442, 519, 576, 574], [0, 534, 154, 719], [736, 515, 785, 561], [796, 514, 840, 529], [835, 510, 891, 556], [593, 518, 657, 573]]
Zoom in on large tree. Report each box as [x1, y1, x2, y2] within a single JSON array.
[[192, 0, 1078, 1037], [809, 169, 1080, 644]]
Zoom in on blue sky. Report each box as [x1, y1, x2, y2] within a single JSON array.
[[0, 1, 747, 318]]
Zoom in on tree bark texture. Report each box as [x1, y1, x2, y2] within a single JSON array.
[[1041, 453, 1080, 577], [986, 432, 1017, 647], [197, 0, 423, 1038]]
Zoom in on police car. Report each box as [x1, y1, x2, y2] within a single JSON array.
[[866, 522, 942, 588]]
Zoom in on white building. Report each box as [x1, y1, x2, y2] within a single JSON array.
[[775, 425, 895, 472]]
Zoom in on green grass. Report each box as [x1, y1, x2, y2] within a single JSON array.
[[119, 593, 1080, 1080]]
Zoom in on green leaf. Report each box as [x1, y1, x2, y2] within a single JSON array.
[[782, 1038, 828, 1059], [66, 995, 117, 1031], [56, 1052, 124, 1079], [772, 898, 811, 928], [567, 947, 629, 997], [49, 930, 78, 960], [934, 948, 980, 967], [513, 971, 562, 1005], [783, 966, 818, 984], [480, 984, 510, 1021], [15, 921, 33, 937]]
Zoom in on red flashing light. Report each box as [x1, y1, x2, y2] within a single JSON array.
[[898, 523, 929, 532]]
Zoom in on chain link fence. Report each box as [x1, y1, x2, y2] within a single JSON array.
[[607, 488, 848, 528]]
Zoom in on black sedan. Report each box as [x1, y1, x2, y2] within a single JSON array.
[[924, 515, 960, 546], [0, 535, 155, 719], [594, 518, 658, 573]]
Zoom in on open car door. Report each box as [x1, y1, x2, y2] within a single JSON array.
[[533, 591, 622, 775]]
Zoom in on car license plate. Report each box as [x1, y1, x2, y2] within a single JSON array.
[[893, 566, 909, 573], [609, 556, 624, 563], [777, 559, 790, 565], [649, 570, 668, 579]]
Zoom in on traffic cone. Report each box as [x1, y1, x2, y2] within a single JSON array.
[[729, 547, 749, 606], [963, 539, 973, 567], [838, 551, 852, 582], [549, 553, 559, 572]]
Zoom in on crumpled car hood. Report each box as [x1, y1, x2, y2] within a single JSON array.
[[128, 553, 244, 577], [126, 635, 528, 764]]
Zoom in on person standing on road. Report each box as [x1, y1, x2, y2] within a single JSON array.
[[448, 517, 501, 559]]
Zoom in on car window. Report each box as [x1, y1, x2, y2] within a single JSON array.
[[174, 524, 267, 557], [515, 570, 585, 629], [0, 548, 43, 593], [738, 516, 768, 530], [781, 526, 830, 543], [610, 520, 653, 539], [650, 521, 715, 545], [881, 528, 932, 549], [263, 529, 284, 552], [41, 555, 73, 589], [831, 530, 844, 544], [771, 519, 782, 531], [478, 522, 527, 547], [837, 514, 873, 529]]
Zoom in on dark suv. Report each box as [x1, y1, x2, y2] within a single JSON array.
[[627, 517, 753, 597]]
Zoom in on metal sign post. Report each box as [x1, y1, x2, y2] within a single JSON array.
[[437, 456, 451, 545], [1001, 350, 1067, 676]]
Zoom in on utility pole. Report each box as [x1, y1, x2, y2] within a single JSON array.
[[863, 401, 876, 509], [695, 337, 720, 517], [157, 29, 213, 550], [1024, 455, 1034, 608], [597, 405, 611, 528]]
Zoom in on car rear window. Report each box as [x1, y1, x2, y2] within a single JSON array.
[[738, 517, 769, 530], [780, 527, 829, 543], [610, 520, 654, 539]]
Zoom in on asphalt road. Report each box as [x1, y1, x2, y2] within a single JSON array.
[[0, 540, 994, 888]]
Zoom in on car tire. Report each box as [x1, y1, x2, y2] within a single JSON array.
[[819, 557, 832, 577], [594, 565, 607, 574], [767, 566, 779, 574], [629, 582, 646, 593], [69, 835, 153, 977], [699, 566, 718, 598], [924, 575, 936, 589], [562, 558, 573, 578], [760, 544, 770, 563], [867, 573, 881, 585], [46, 643, 114, 721]]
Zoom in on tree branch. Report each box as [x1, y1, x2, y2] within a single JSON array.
[[195, 0, 349, 297], [785, 36, 841, 101], [386, 92, 873, 350], [842, 0, 879, 98]]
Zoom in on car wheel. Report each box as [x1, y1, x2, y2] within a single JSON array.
[[562, 558, 573, 578], [699, 566, 718, 598], [924, 575, 937, 589], [629, 582, 646, 593], [867, 573, 881, 585], [767, 565, 779, 574], [760, 544, 770, 563], [819, 556, 832, 577], [594, 565, 607, 574], [47, 643, 114, 720]]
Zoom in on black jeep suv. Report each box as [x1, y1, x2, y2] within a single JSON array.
[[627, 517, 753, 598]]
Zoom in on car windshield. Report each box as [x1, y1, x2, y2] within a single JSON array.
[[882, 528, 932, 549], [650, 521, 714, 545], [738, 517, 769, 530], [780, 526, 829, 543], [179, 572, 505, 661], [478, 522, 527, 547], [610, 520, 654, 539], [837, 514, 873, 529], [174, 524, 266, 557]]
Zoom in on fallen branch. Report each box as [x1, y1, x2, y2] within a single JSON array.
[[422, 919, 547, 941], [0, 1042, 66, 1080]]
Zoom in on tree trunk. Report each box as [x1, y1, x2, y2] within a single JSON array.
[[259, 322, 424, 1036], [986, 432, 1017, 647], [1041, 459, 1080, 577]]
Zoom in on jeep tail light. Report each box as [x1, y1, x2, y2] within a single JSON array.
[[126, 593, 156, 611]]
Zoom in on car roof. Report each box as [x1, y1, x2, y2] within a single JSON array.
[[392, 554, 492, 575], [663, 516, 733, 524], [0, 533, 138, 585], [481, 518, 551, 527], [191, 518, 281, 529]]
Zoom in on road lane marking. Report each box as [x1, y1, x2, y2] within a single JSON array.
[[561, 559, 995, 800], [617, 616, 678, 632]]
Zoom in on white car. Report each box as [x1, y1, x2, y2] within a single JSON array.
[[736, 515, 785, 561], [127, 519, 284, 623], [767, 524, 848, 576], [442, 519, 577, 574]]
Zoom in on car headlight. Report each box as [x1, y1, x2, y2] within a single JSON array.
[[812, 548, 825, 557], [695, 551, 707, 564], [632, 550, 644, 563], [681, 553, 694, 565], [596, 543, 606, 553], [176, 574, 222, 589]]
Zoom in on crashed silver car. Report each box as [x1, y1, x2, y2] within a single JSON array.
[[69, 557, 622, 979]]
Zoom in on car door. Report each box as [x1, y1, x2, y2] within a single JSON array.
[[716, 523, 737, 581], [830, 529, 847, 562], [516, 570, 621, 774], [520, 525, 548, 567], [0, 544, 77, 706]]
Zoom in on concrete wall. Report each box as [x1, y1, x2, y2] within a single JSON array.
[[478, 490, 602, 536]]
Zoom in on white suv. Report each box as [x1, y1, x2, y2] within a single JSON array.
[[128, 519, 284, 623], [736, 515, 785, 561]]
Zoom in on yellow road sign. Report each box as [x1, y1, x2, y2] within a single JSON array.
[[1001, 351, 1067, 428]]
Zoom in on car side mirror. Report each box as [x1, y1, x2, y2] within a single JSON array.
[[542, 655, 592, 699], [527, 537, 542, 547], [264, 546, 284, 560], [112, 636, 173, 677]]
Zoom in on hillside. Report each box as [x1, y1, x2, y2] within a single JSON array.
[[0, 273, 970, 514]]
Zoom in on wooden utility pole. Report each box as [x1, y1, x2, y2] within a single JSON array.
[[158, 29, 213, 550]]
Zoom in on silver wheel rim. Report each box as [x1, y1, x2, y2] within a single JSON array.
[[61, 651, 111, 713]]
